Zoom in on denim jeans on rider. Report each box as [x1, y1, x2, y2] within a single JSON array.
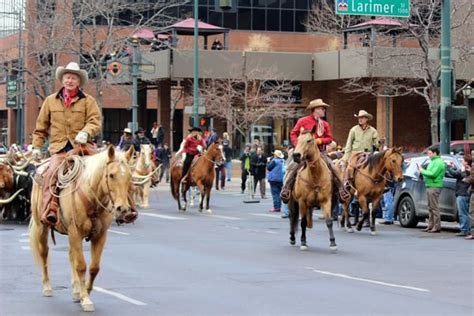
[[382, 190, 395, 223], [225, 161, 232, 181], [456, 195, 470, 234], [269, 181, 283, 210]]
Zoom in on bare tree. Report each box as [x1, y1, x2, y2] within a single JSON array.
[[305, 0, 473, 144], [199, 66, 298, 144]]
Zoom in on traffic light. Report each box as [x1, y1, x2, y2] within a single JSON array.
[[199, 116, 210, 128]]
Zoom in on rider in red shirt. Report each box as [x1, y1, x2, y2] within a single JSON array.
[[281, 99, 348, 203], [181, 127, 206, 184]]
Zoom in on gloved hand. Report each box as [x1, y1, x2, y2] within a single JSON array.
[[197, 145, 203, 153], [315, 138, 323, 145], [74, 131, 88, 144], [32, 148, 42, 161]]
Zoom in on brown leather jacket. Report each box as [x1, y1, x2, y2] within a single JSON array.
[[32, 88, 101, 154]]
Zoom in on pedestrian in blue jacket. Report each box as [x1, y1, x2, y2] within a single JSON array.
[[267, 150, 285, 212]]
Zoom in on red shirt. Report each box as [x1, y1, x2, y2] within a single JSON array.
[[290, 114, 332, 150], [184, 135, 206, 155]]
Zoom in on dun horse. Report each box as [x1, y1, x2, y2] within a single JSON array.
[[339, 147, 404, 235], [289, 128, 337, 251], [170, 141, 225, 213], [132, 144, 154, 208], [29, 146, 136, 312]]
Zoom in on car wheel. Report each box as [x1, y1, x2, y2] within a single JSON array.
[[398, 196, 419, 228]]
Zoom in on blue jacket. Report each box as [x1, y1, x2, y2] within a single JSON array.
[[266, 157, 284, 183]]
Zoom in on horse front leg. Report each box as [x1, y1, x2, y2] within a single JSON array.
[[356, 195, 369, 232], [30, 218, 53, 297], [321, 200, 337, 251], [205, 184, 212, 214], [341, 199, 354, 233], [370, 196, 383, 235], [68, 226, 94, 312], [87, 229, 107, 295], [142, 181, 150, 209], [289, 200, 298, 246], [300, 210, 308, 251], [69, 248, 80, 303], [180, 183, 188, 211]]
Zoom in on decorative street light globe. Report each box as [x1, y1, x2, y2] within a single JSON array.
[[462, 84, 472, 98]]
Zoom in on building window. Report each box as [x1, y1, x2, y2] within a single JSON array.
[[267, 9, 279, 31], [223, 11, 237, 29], [252, 9, 265, 30], [280, 9, 294, 32], [237, 8, 251, 30]]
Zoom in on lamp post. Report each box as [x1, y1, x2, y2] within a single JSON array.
[[192, 0, 199, 128], [439, 0, 451, 154], [462, 84, 472, 140], [130, 35, 140, 134]]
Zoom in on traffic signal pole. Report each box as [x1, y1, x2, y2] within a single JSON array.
[[193, 0, 199, 128], [439, 0, 451, 154]]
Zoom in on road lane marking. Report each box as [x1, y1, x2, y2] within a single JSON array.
[[21, 233, 29, 236], [251, 213, 281, 219], [108, 229, 130, 236], [21, 246, 30, 250], [304, 267, 430, 292], [19, 238, 29, 243], [140, 213, 187, 220], [207, 214, 241, 220], [94, 286, 147, 306]]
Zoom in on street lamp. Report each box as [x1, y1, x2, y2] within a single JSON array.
[[462, 84, 472, 140], [129, 35, 140, 134]]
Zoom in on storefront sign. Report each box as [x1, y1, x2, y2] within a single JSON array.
[[6, 75, 17, 108], [336, 0, 410, 18]]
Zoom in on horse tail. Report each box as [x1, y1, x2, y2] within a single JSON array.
[[170, 176, 178, 200], [29, 216, 45, 267]]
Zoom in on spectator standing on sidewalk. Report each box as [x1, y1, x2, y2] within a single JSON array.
[[462, 152, 474, 240], [267, 150, 285, 212], [158, 143, 172, 183], [240, 144, 252, 194], [251, 147, 267, 199], [223, 132, 232, 181], [418, 145, 445, 233], [447, 156, 471, 236]]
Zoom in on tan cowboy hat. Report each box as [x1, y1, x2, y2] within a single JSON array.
[[55, 62, 88, 87], [305, 99, 330, 112], [123, 128, 132, 134], [354, 110, 373, 120], [273, 150, 284, 159]]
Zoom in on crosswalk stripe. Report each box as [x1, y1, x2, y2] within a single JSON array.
[[140, 212, 187, 220]]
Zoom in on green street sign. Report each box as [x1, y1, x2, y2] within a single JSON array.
[[336, 0, 410, 18], [6, 75, 17, 108]]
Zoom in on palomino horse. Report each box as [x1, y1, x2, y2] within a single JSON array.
[[29, 146, 136, 312], [289, 128, 337, 251], [132, 144, 154, 208], [170, 141, 225, 213], [339, 148, 404, 235]]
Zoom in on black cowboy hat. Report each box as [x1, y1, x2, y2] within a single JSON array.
[[188, 126, 202, 133], [135, 127, 145, 134]]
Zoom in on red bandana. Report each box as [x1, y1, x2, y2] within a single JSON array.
[[63, 89, 78, 109]]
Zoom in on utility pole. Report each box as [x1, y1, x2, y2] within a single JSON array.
[[192, 0, 199, 128], [130, 36, 140, 133], [439, 0, 451, 154], [17, 8, 24, 145]]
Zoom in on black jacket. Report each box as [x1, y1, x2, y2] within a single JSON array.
[[447, 166, 470, 197], [250, 153, 267, 180]]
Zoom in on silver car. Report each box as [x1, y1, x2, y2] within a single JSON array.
[[394, 155, 460, 228]]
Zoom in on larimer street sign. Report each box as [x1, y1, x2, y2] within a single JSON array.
[[336, 0, 410, 18]]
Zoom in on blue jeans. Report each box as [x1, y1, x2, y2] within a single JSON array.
[[383, 191, 395, 222], [225, 161, 231, 180], [282, 203, 289, 216], [456, 195, 470, 233], [269, 181, 283, 209]]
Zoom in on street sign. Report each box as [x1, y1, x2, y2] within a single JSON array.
[[6, 75, 17, 108], [335, 0, 410, 18]]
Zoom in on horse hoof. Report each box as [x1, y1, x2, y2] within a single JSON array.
[[81, 302, 95, 312], [206, 209, 212, 214], [290, 240, 296, 246], [329, 246, 338, 252], [356, 226, 362, 231], [72, 292, 80, 303], [370, 231, 378, 236], [300, 245, 308, 251], [346, 227, 354, 233], [198, 209, 203, 213], [43, 289, 53, 297]]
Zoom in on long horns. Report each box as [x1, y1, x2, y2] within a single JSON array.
[[0, 189, 24, 205]]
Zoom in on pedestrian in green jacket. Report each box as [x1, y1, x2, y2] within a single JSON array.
[[418, 146, 445, 233]]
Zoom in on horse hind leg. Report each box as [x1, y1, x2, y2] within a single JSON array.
[[29, 217, 53, 297], [370, 197, 382, 236], [205, 185, 212, 214], [356, 196, 369, 232]]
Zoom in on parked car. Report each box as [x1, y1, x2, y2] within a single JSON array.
[[394, 154, 461, 228]]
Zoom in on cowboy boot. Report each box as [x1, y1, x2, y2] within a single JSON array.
[[41, 197, 60, 226]]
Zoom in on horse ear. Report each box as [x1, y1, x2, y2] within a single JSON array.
[[125, 146, 134, 162], [396, 146, 403, 153], [107, 144, 115, 161]]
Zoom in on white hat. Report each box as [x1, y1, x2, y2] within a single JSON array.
[[55, 62, 88, 87], [123, 128, 132, 134], [354, 110, 373, 120], [273, 150, 284, 159]]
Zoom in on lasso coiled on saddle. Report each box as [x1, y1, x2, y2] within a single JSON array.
[[50, 155, 84, 197]]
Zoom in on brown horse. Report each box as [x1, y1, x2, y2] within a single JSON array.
[[289, 128, 337, 251], [339, 148, 404, 235], [29, 146, 136, 312], [170, 141, 225, 213]]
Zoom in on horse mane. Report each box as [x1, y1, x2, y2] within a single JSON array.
[[366, 150, 386, 172], [81, 149, 125, 186]]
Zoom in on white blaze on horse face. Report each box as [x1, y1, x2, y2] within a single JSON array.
[[119, 163, 128, 177]]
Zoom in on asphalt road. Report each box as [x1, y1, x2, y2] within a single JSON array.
[[0, 178, 473, 316]]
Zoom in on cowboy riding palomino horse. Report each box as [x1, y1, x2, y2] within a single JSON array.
[[338, 147, 404, 235], [288, 128, 338, 251], [29, 146, 137, 312], [170, 141, 225, 213]]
